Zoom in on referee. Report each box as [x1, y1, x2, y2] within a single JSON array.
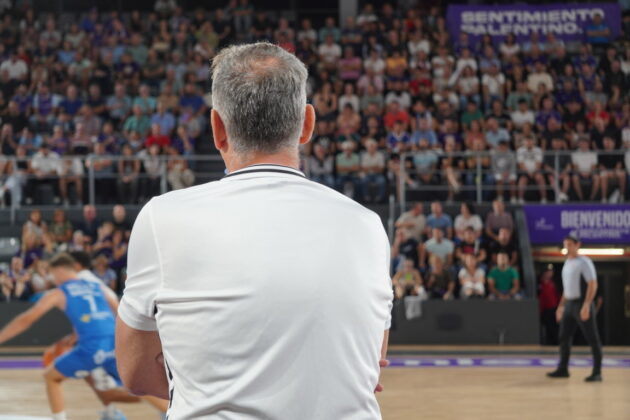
[[547, 235, 603, 382]]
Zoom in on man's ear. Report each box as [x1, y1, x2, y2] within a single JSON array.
[[211, 109, 227, 152], [298, 104, 315, 145]]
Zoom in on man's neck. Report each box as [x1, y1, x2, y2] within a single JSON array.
[[225, 148, 300, 173]]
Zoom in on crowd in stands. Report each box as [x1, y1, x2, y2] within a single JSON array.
[[0, 204, 131, 301], [391, 199, 521, 301], [0, 3, 628, 206]]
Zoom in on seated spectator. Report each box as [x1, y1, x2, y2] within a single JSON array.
[[425, 254, 455, 300], [439, 137, 464, 201], [387, 120, 411, 153], [425, 201, 453, 239], [26, 144, 61, 204], [139, 144, 164, 200], [510, 99, 535, 130], [411, 118, 437, 147], [391, 227, 420, 271], [58, 85, 83, 118], [487, 227, 518, 267], [455, 227, 487, 267], [491, 139, 517, 202], [485, 199, 514, 243], [454, 202, 483, 241], [74, 105, 102, 137], [92, 254, 117, 291], [48, 209, 73, 249], [151, 100, 176, 135], [359, 139, 386, 203], [395, 202, 426, 242], [599, 136, 626, 203], [307, 143, 335, 188], [458, 254, 486, 299], [69, 123, 93, 155], [419, 227, 454, 269], [117, 144, 141, 204], [123, 104, 151, 138], [543, 137, 571, 202], [487, 251, 521, 300], [392, 259, 426, 300], [145, 123, 171, 148], [57, 153, 84, 206], [412, 137, 439, 188], [133, 84, 157, 114], [383, 101, 410, 130], [571, 137, 600, 201], [86, 143, 115, 203], [517, 136, 546, 203], [6, 256, 32, 301], [166, 147, 195, 190], [485, 117, 510, 149], [335, 141, 361, 199], [107, 83, 132, 125]]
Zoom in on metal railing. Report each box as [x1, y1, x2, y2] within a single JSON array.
[[397, 149, 629, 206]]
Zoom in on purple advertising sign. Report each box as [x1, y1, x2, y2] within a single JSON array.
[[446, 3, 621, 43], [524, 205, 630, 244]]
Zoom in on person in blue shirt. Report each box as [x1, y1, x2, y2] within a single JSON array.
[[586, 13, 611, 47], [425, 201, 454, 239], [0, 253, 144, 420]]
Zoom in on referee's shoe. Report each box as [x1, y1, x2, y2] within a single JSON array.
[[547, 369, 603, 382]]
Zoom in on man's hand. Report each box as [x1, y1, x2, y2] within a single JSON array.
[[580, 304, 590, 321], [374, 358, 389, 393], [555, 305, 564, 323]]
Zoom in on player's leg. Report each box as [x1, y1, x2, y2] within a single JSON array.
[[43, 366, 68, 418]]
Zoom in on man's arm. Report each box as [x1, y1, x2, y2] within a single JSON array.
[[115, 318, 168, 399], [0, 289, 64, 345]]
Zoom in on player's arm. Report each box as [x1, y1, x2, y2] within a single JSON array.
[[0, 289, 64, 345]]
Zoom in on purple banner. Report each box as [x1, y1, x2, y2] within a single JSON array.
[[524, 204, 630, 244], [446, 3, 621, 43]]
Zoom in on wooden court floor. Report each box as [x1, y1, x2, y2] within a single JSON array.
[[1, 346, 629, 420]]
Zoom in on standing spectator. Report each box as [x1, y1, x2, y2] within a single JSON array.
[[571, 138, 600, 201], [306, 143, 335, 188], [359, 139, 386, 203], [539, 267, 561, 345], [335, 141, 361, 199], [487, 251, 521, 300], [586, 13, 611, 49], [517, 136, 546, 203], [485, 199, 514, 243], [392, 259, 425, 300], [458, 254, 486, 299], [395, 202, 426, 242], [425, 201, 453, 239], [425, 254, 455, 300]]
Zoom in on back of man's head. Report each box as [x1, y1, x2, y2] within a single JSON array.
[[211, 42, 308, 156], [69, 251, 92, 270]]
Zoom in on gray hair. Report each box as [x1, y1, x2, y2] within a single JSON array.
[[211, 42, 308, 155]]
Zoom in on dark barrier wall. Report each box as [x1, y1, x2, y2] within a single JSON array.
[[1, 300, 540, 346], [0, 303, 73, 346], [390, 299, 540, 345]]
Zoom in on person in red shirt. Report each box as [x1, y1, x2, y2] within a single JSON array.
[[539, 267, 561, 345], [383, 101, 410, 130], [144, 123, 171, 148]]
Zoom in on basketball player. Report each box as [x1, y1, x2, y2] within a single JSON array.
[[0, 253, 128, 420], [547, 235, 603, 382]]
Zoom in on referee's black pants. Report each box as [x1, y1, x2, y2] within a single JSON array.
[[558, 299, 603, 374]]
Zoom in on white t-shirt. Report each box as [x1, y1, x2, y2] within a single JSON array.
[[511, 110, 535, 127], [517, 146, 543, 173], [119, 164, 393, 420], [454, 214, 483, 234], [482, 73, 505, 96], [318, 43, 342, 64], [572, 150, 598, 173]]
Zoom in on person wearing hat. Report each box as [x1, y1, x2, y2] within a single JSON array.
[[547, 235, 603, 382]]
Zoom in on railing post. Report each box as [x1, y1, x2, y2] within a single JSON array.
[[399, 152, 406, 210], [476, 152, 482, 204], [160, 156, 168, 194], [88, 156, 95, 206], [387, 193, 395, 242], [554, 151, 560, 203]]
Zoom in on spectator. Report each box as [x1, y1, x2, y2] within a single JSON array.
[[517, 136, 546, 203], [487, 227, 518, 267], [455, 227, 487, 267], [599, 136, 626, 203], [458, 254, 486, 299], [391, 228, 420, 270], [139, 144, 164, 200], [26, 144, 61, 204], [335, 141, 361, 199], [48, 209, 72, 248], [123, 104, 151, 138], [92, 254, 117, 291], [425, 254, 455, 300], [571, 137, 600, 201], [538, 267, 561, 345], [586, 13, 611, 48], [420, 227, 454, 269], [454, 202, 483, 241], [487, 251, 521, 300], [491, 139, 517, 202], [166, 147, 195, 190], [106, 83, 132, 126], [57, 153, 84, 206], [359, 139, 386, 203], [86, 143, 115, 203], [76, 204, 100, 243], [543, 137, 571, 202], [485, 199, 514, 243], [392, 258, 426, 300], [151, 100, 176, 135], [117, 144, 141, 204], [425, 201, 453, 239], [395, 202, 426, 242], [145, 123, 171, 148], [307, 143, 335, 188]]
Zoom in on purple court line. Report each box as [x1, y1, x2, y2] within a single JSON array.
[[2, 357, 630, 370], [387, 357, 630, 368]]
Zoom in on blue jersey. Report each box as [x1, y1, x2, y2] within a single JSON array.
[[59, 279, 115, 342]]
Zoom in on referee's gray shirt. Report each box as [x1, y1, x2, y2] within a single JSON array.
[[561, 256, 597, 300]]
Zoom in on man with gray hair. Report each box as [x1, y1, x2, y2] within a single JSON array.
[[116, 42, 393, 419]]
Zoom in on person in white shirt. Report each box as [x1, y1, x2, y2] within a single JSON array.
[[510, 99, 535, 129], [395, 202, 426, 242], [527, 61, 554, 93], [116, 42, 393, 420], [481, 63, 505, 108], [571, 137, 601, 201], [517, 136, 546, 203], [360, 138, 387, 203], [318, 34, 342, 71], [459, 254, 486, 299], [0, 53, 28, 81]]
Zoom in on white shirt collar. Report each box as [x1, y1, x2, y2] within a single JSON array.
[[222, 164, 306, 179]]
